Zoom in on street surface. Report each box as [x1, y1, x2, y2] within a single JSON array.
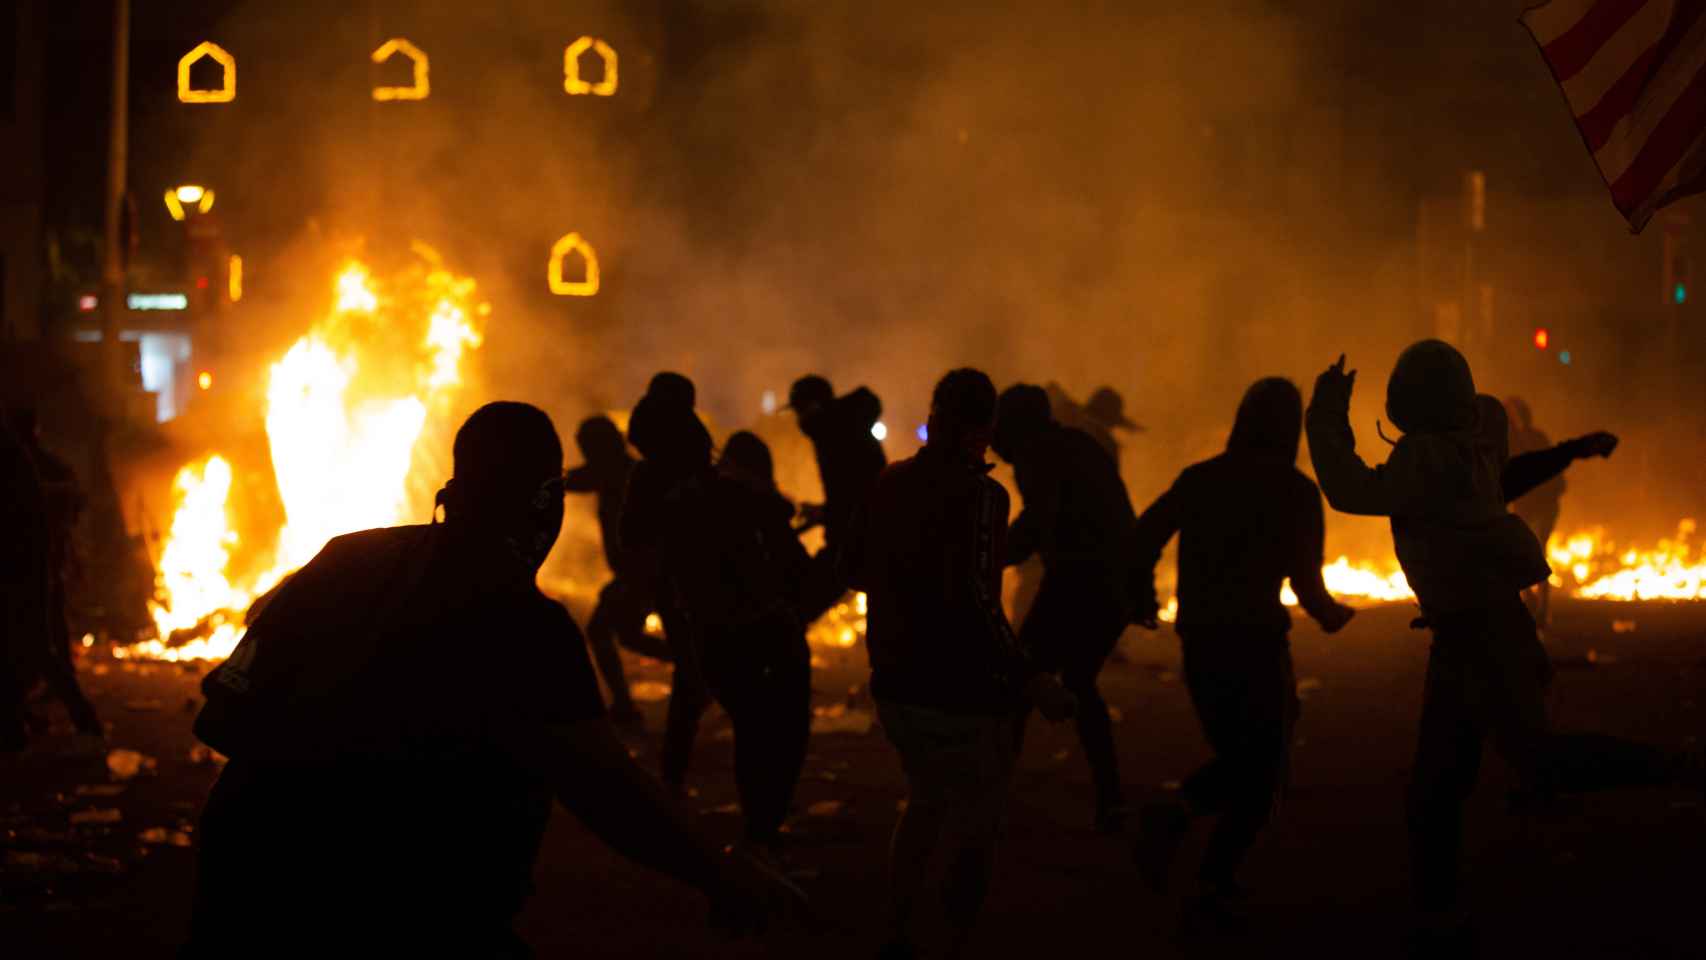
[[3, 602, 1702, 958]]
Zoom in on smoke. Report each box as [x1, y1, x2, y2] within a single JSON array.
[[145, 0, 1706, 585]]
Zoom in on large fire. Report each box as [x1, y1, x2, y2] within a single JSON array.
[[119, 256, 486, 662]]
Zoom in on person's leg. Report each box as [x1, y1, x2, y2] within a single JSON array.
[[939, 715, 1017, 960], [40, 579, 100, 736], [876, 700, 952, 953], [1197, 643, 1296, 893], [659, 609, 708, 789], [585, 582, 641, 723], [1407, 633, 1490, 918], [1019, 574, 1125, 825], [728, 624, 812, 847]]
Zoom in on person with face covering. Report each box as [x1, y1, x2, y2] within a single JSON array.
[[1306, 346, 1704, 952], [992, 383, 1138, 833], [1126, 377, 1355, 929], [186, 402, 803, 956]]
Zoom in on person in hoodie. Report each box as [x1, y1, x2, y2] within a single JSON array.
[[563, 415, 646, 729], [1125, 377, 1355, 927], [1306, 344, 1703, 950], [992, 383, 1138, 832], [621, 374, 715, 792], [787, 374, 888, 620]]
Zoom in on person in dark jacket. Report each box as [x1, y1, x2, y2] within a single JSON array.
[[6, 407, 102, 741], [1503, 395, 1564, 626], [788, 374, 887, 621], [1126, 377, 1355, 926], [856, 368, 1073, 960], [186, 402, 804, 955], [564, 415, 645, 729], [621, 377, 715, 791], [992, 384, 1137, 832], [638, 409, 813, 852], [1307, 348, 1704, 951]]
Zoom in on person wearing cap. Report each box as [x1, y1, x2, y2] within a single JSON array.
[[1082, 386, 1142, 464], [187, 402, 803, 954], [991, 383, 1139, 833], [786, 374, 887, 621], [564, 414, 647, 730], [1306, 345, 1703, 952], [855, 368, 1074, 960]]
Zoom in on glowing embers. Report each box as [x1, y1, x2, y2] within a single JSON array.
[[164, 185, 215, 222], [372, 38, 430, 102], [178, 42, 236, 104], [564, 37, 618, 96], [548, 232, 600, 296]]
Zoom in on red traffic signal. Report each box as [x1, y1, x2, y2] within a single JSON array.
[[1533, 328, 1549, 350]]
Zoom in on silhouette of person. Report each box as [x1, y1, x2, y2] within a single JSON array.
[[0, 413, 49, 752], [637, 407, 813, 853], [855, 368, 1074, 960], [1305, 344, 1704, 952], [1041, 383, 1141, 465], [992, 383, 1137, 832], [787, 374, 887, 621], [1503, 395, 1563, 626], [622, 376, 715, 791], [186, 402, 803, 955], [563, 414, 646, 729], [5, 407, 102, 741], [1126, 377, 1355, 928]]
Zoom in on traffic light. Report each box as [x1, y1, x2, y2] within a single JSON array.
[[1533, 327, 1549, 350]]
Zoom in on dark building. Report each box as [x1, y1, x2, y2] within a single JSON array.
[[1, 1, 46, 343]]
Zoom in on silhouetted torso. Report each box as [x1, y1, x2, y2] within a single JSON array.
[[1009, 424, 1135, 574], [193, 524, 604, 944], [566, 453, 638, 574], [805, 388, 887, 546]]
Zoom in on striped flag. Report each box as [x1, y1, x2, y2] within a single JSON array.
[[1524, 1, 1706, 231]]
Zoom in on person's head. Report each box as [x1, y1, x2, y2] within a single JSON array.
[[1226, 377, 1303, 461], [574, 415, 627, 465], [719, 430, 776, 489], [628, 392, 713, 475], [1385, 339, 1476, 435], [1085, 387, 1138, 431], [992, 384, 1052, 462], [787, 375, 835, 430], [1504, 394, 1533, 431], [1475, 394, 1511, 466], [926, 368, 998, 463], [439, 402, 565, 572], [646, 372, 696, 410]]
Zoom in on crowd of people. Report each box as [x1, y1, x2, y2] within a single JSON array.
[[5, 342, 1704, 957]]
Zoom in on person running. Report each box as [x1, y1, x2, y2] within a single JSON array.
[[1503, 395, 1563, 627], [563, 414, 646, 729], [622, 375, 715, 791], [636, 404, 813, 855], [186, 402, 803, 955], [1305, 343, 1704, 953], [1126, 377, 1356, 928], [856, 368, 1075, 960], [992, 383, 1137, 832], [787, 374, 887, 620]]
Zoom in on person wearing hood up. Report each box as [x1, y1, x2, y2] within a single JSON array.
[[1306, 344, 1704, 951], [787, 374, 888, 620], [1125, 377, 1355, 928], [563, 415, 647, 730], [186, 402, 806, 955], [992, 383, 1138, 833]]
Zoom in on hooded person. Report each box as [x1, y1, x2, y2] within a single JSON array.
[[787, 374, 888, 621], [991, 382, 1139, 832], [1306, 349, 1703, 949], [187, 402, 803, 955], [1127, 377, 1355, 925]]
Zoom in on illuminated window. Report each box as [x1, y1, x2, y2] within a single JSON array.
[[564, 37, 618, 96], [178, 42, 236, 104], [371, 38, 430, 102], [548, 233, 600, 296]]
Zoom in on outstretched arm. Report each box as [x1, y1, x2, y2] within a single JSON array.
[[1504, 432, 1617, 503]]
